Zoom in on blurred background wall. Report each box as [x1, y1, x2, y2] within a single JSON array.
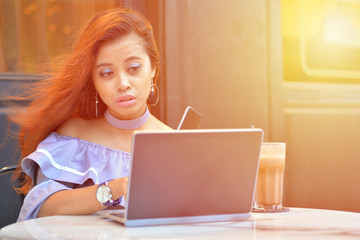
[[164, 0, 360, 213], [1, 0, 359, 213]]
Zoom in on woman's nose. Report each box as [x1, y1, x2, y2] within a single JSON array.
[[116, 72, 131, 91]]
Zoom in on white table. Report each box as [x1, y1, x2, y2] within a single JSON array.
[[1, 208, 360, 239]]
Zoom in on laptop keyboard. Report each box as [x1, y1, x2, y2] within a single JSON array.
[[110, 211, 125, 218]]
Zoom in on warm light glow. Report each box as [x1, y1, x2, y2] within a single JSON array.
[[282, 0, 360, 82], [323, 14, 360, 47]]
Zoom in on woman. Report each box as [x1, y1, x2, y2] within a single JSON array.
[[13, 7, 171, 221]]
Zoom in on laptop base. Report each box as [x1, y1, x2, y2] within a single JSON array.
[[98, 209, 252, 227]]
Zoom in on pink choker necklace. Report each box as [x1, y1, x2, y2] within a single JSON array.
[[104, 108, 150, 129]]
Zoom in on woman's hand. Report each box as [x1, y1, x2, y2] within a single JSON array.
[[108, 177, 128, 202]]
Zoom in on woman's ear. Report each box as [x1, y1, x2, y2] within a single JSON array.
[[151, 68, 156, 79]]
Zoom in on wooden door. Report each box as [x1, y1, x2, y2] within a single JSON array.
[[279, 0, 360, 212]]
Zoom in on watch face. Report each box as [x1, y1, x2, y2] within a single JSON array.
[[96, 185, 111, 203]]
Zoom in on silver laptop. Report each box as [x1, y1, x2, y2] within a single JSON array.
[[98, 128, 263, 227]]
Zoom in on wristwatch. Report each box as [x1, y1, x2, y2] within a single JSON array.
[[96, 181, 122, 206]]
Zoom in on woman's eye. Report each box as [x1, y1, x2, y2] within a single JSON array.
[[128, 63, 141, 73], [99, 68, 114, 78]]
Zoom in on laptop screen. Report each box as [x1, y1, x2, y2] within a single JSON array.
[[126, 129, 263, 220]]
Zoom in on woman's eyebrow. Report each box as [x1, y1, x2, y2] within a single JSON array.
[[95, 55, 143, 69], [125, 55, 142, 62], [95, 63, 112, 69]]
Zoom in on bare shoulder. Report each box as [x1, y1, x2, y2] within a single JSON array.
[[147, 114, 173, 131], [56, 117, 94, 138]]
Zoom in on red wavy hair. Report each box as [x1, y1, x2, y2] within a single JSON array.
[[12, 8, 160, 194]]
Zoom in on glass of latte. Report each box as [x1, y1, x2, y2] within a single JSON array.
[[252, 142, 289, 213]]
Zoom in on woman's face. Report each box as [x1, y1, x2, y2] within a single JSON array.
[[93, 32, 155, 120]]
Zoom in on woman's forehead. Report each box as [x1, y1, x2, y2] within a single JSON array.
[[96, 33, 148, 63]]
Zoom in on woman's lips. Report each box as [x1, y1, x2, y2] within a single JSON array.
[[116, 95, 136, 107]]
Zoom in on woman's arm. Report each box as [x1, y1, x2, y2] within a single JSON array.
[[37, 177, 128, 217]]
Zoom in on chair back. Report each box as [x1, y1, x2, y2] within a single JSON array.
[[0, 165, 23, 229]]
